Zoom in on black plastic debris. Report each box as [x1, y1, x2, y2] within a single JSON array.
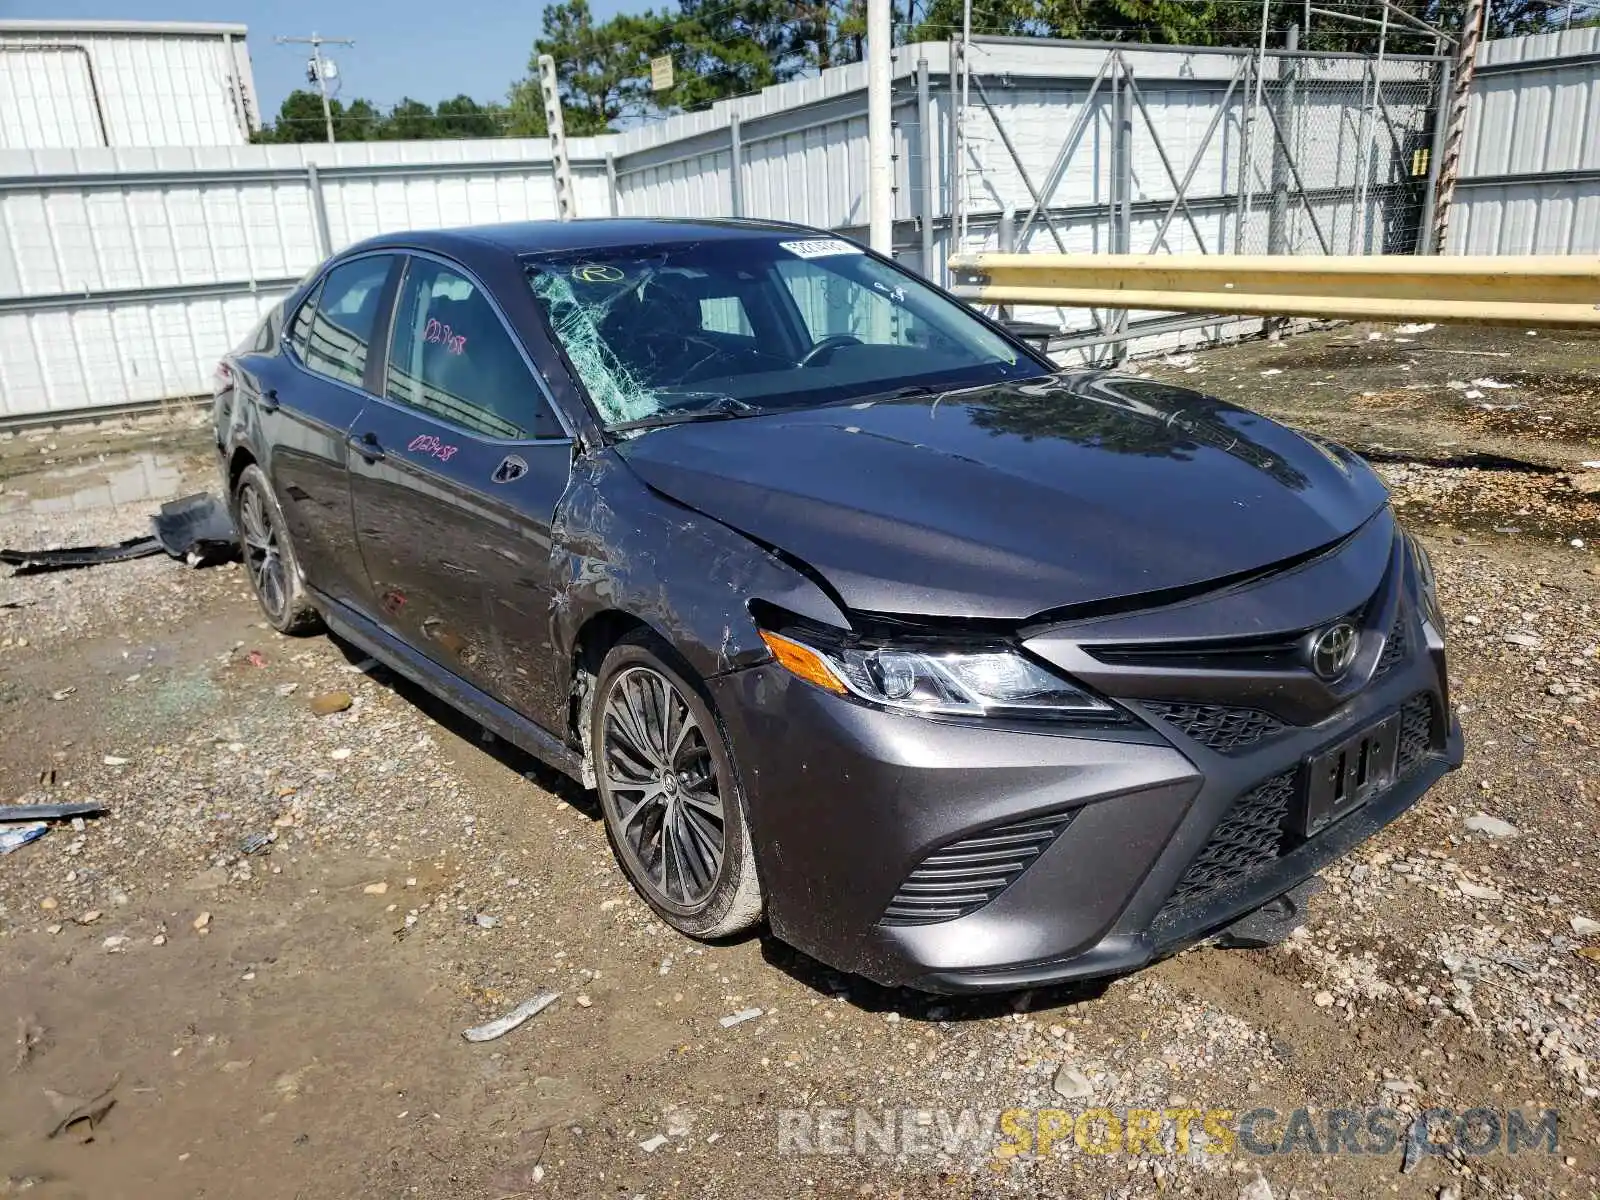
[[1211, 877, 1325, 950], [151, 493, 237, 567], [1, 492, 238, 575], [0, 536, 162, 574], [0, 801, 108, 823]]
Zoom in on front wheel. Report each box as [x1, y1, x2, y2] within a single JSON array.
[[233, 463, 321, 635], [591, 634, 763, 939]]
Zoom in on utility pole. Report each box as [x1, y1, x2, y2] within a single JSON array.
[[276, 32, 354, 145], [1431, 0, 1486, 253], [866, 0, 893, 254]]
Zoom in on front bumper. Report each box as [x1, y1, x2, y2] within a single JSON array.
[[712, 520, 1463, 993]]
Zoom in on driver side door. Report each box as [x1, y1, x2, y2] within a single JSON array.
[[347, 252, 576, 729]]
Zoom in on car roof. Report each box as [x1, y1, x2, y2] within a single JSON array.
[[346, 217, 825, 263]]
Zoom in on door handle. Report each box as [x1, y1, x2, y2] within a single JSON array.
[[259, 386, 279, 413], [347, 431, 385, 462]]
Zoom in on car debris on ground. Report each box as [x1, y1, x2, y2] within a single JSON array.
[[0, 822, 49, 855], [44, 1074, 120, 1142], [0, 492, 234, 575], [0, 802, 106, 823], [461, 992, 561, 1043]]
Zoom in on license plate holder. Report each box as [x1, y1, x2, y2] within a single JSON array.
[[1294, 713, 1402, 838]]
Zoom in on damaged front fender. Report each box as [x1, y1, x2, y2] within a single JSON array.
[[545, 449, 849, 734]]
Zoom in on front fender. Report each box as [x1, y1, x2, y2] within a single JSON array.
[[549, 450, 849, 693]]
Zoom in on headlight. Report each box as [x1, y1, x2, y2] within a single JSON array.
[[1404, 531, 1445, 633], [759, 630, 1116, 720]]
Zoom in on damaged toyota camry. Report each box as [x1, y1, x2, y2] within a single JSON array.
[[214, 218, 1462, 992]]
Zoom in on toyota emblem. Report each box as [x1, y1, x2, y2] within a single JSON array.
[[1309, 621, 1360, 680]]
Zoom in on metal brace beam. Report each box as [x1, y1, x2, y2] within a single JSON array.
[[1120, 68, 1211, 254], [1148, 61, 1246, 254], [1016, 56, 1114, 248], [970, 75, 1071, 255]]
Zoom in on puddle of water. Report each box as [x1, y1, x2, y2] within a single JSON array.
[[0, 452, 186, 517]]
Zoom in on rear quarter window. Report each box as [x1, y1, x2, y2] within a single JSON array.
[[300, 257, 393, 387]]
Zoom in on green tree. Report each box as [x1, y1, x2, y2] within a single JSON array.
[[910, 0, 1574, 50], [255, 90, 522, 143], [503, 85, 551, 136], [252, 88, 349, 142], [655, 0, 781, 109], [510, 0, 676, 135], [436, 94, 504, 138], [340, 98, 384, 140], [381, 98, 439, 139]]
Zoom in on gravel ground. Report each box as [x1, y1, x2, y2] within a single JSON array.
[[1, 335, 1598, 1199]]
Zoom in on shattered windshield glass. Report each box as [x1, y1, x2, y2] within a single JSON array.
[[524, 236, 1041, 430]]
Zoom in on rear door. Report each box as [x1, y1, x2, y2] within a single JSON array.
[[255, 253, 400, 606], [347, 252, 575, 728]]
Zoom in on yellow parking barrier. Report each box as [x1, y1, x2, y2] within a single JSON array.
[[946, 253, 1600, 328]]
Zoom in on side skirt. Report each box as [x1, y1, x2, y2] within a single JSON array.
[[312, 591, 585, 781]]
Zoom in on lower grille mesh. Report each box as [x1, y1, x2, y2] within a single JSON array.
[[881, 811, 1076, 925], [1161, 771, 1296, 914], [1397, 693, 1434, 778], [1158, 693, 1440, 922], [1142, 702, 1286, 753]]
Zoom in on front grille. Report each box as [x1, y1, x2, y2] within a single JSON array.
[[1158, 693, 1440, 923], [1161, 770, 1296, 914], [1089, 605, 1365, 674], [1374, 612, 1409, 679], [881, 811, 1076, 925], [1141, 701, 1286, 753]]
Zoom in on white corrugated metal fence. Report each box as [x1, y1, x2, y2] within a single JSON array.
[[3, 32, 1563, 423], [1447, 27, 1600, 254]]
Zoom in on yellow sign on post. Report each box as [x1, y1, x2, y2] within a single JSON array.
[[650, 55, 674, 92]]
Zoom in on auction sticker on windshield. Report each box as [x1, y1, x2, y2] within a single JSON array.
[[779, 238, 863, 259]]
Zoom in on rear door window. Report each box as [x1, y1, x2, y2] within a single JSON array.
[[384, 257, 563, 440], [299, 256, 394, 388]]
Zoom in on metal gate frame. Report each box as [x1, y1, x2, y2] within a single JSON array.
[[949, 36, 1452, 362]]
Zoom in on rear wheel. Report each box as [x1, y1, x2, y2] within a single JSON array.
[[591, 634, 763, 938], [233, 463, 320, 635]]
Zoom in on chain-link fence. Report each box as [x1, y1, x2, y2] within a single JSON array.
[[1235, 56, 1441, 256]]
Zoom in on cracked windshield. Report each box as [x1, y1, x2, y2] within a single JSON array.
[[525, 236, 1041, 428]]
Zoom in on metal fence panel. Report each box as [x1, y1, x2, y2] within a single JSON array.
[[1448, 27, 1600, 254], [0, 23, 258, 148], [0, 36, 1491, 422], [0, 139, 612, 420]]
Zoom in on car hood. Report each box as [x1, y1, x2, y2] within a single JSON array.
[[616, 372, 1389, 621]]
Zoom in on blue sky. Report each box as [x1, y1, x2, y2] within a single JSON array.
[[26, 0, 638, 116]]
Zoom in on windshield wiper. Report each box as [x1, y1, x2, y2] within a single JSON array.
[[608, 395, 761, 434], [834, 384, 945, 408]]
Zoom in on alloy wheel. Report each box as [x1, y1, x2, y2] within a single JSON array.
[[237, 481, 288, 622], [600, 665, 726, 910]]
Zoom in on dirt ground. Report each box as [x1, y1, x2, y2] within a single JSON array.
[[1, 323, 1598, 1199]]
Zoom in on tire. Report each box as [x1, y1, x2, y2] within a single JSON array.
[[232, 463, 321, 636], [591, 633, 764, 939]]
